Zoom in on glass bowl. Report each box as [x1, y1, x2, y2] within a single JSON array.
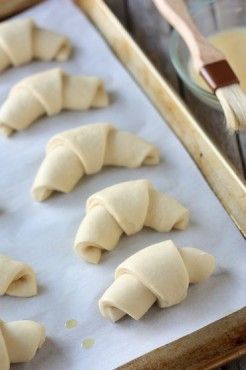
[[169, 0, 246, 110]]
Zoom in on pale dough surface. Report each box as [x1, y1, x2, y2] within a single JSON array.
[[0, 254, 37, 297], [99, 240, 215, 321], [0, 68, 108, 136], [74, 180, 189, 264], [0, 320, 45, 370], [31, 123, 160, 201], [0, 18, 71, 72]]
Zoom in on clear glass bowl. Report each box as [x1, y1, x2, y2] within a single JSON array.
[[169, 0, 246, 110]]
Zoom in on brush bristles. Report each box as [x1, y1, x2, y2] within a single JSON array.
[[215, 84, 246, 133]]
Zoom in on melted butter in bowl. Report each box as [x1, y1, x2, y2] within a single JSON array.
[[190, 28, 246, 93]]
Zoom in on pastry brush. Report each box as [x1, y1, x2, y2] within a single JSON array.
[[153, 0, 246, 132]]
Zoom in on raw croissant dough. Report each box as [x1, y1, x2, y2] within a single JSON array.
[[0, 18, 71, 72], [0, 254, 37, 297], [0, 68, 108, 136], [0, 320, 45, 370], [74, 180, 189, 264], [99, 240, 215, 321], [31, 124, 160, 201]]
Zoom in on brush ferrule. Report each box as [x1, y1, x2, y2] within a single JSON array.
[[199, 60, 239, 93]]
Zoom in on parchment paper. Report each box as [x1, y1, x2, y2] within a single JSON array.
[[0, 1, 245, 369]]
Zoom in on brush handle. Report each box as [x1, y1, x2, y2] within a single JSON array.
[[153, 0, 224, 70]]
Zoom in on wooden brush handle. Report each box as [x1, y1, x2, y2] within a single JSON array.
[[153, 0, 224, 70]]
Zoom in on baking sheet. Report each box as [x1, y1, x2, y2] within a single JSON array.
[[0, 0, 245, 369]]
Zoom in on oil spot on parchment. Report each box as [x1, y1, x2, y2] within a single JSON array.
[[81, 338, 95, 349], [65, 319, 78, 329]]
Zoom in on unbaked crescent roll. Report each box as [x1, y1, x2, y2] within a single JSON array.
[[31, 124, 160, 201], [0, 254, 37, 297], [74, 180, 189, 264], [0, 18, 71, 72], [99, 240, 215, 321], [0, 320, 45, 370], [0, 68, 108, 136]]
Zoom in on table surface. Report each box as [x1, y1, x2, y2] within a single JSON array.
[[105, 1, 246, 369]]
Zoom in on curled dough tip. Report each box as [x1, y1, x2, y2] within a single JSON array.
[[0, 254, 37, 297]]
